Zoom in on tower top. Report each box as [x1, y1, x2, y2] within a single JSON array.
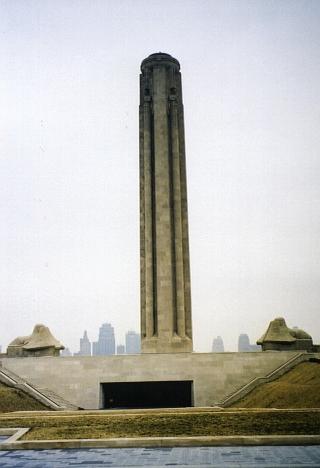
[[141, 52, 180, 72]]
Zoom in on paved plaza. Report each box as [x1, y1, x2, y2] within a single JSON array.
[[1, 446, 320, 467]]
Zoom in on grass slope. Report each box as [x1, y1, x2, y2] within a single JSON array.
[[0, 409, 319, 440], [0, 382, 49, 412], [233, 361, 320, 408]]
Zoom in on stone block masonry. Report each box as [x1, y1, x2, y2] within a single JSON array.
[[1, 352, 301, 409], [140, 53, 192, 353]]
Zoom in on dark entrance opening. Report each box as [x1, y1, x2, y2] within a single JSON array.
[[101, 380, 193, 409]]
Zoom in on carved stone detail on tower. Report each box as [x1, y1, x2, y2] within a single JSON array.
[[140, 53, 193, 353]]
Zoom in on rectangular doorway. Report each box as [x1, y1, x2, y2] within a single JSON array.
[[101, 380, 193, 409]]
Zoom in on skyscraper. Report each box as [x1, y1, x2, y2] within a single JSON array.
[[92, 323, 115, 355], [238, 333, 261, 352], [125, 330, 141, 354], [238, 333, 251, 352], [79, 330, 91, 356], [212, 336, 225, 352], [140, 53, 192, 353]]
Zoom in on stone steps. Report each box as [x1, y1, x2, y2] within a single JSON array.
[[217, 352, 316, 407], [35, 387, 79, 410]]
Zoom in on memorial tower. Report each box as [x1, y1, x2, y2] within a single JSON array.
[[140, 53, 193, 353]]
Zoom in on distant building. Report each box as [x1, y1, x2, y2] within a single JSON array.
[[125, 331, 141, 354], [212, 336, 224, 352], [61, 347, 72, 356], [117, 344, 125, 355], [238, 333, 260, 352], [93, 323, 115, 355], [79, 330, 91, 356]]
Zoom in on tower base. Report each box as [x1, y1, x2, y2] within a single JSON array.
[[141, 335, 193, 354]]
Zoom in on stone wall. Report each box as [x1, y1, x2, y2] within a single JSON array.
[[1, 351, 302, 409]]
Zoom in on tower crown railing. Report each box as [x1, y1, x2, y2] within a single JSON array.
[[141, 52, 180, 71]]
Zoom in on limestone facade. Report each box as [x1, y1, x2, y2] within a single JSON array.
[[1, 351, 302, 409], [140, 53, 192, 353]]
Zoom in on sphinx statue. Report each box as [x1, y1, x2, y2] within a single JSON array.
[[7, 324, 64, 357], [257, 317, 315, 352]]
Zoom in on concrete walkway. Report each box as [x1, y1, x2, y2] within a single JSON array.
[[1, 446, 320, 467]]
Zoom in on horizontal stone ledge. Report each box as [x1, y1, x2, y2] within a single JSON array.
[[2, 434, 320, 450]]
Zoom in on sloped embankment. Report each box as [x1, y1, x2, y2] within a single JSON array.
[[0, 382, 49, 412], [233, 361, 320, 408]]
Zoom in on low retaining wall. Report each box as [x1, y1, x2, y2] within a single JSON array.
[[1, 351, 302, 409]]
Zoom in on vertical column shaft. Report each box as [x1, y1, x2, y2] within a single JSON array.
[[177, 104, 192, 339], [170, 100, 186, 337], [153, 66, 174, 339], [143, 100, 155, 338], [140, 53, 193, 353]]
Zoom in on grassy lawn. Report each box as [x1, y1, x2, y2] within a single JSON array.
[[0, 409, 319, 440], [0, 383, 49, 412]]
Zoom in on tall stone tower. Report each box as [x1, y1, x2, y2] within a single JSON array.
[[140, 52, 193, 353]]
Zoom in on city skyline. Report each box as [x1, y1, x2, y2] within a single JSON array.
[[71, 325, 141, 356], [1, 0, 320, 352], [62, 330, 261, 355]]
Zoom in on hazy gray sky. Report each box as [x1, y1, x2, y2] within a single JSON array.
[[1, 0, 320, 352]]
